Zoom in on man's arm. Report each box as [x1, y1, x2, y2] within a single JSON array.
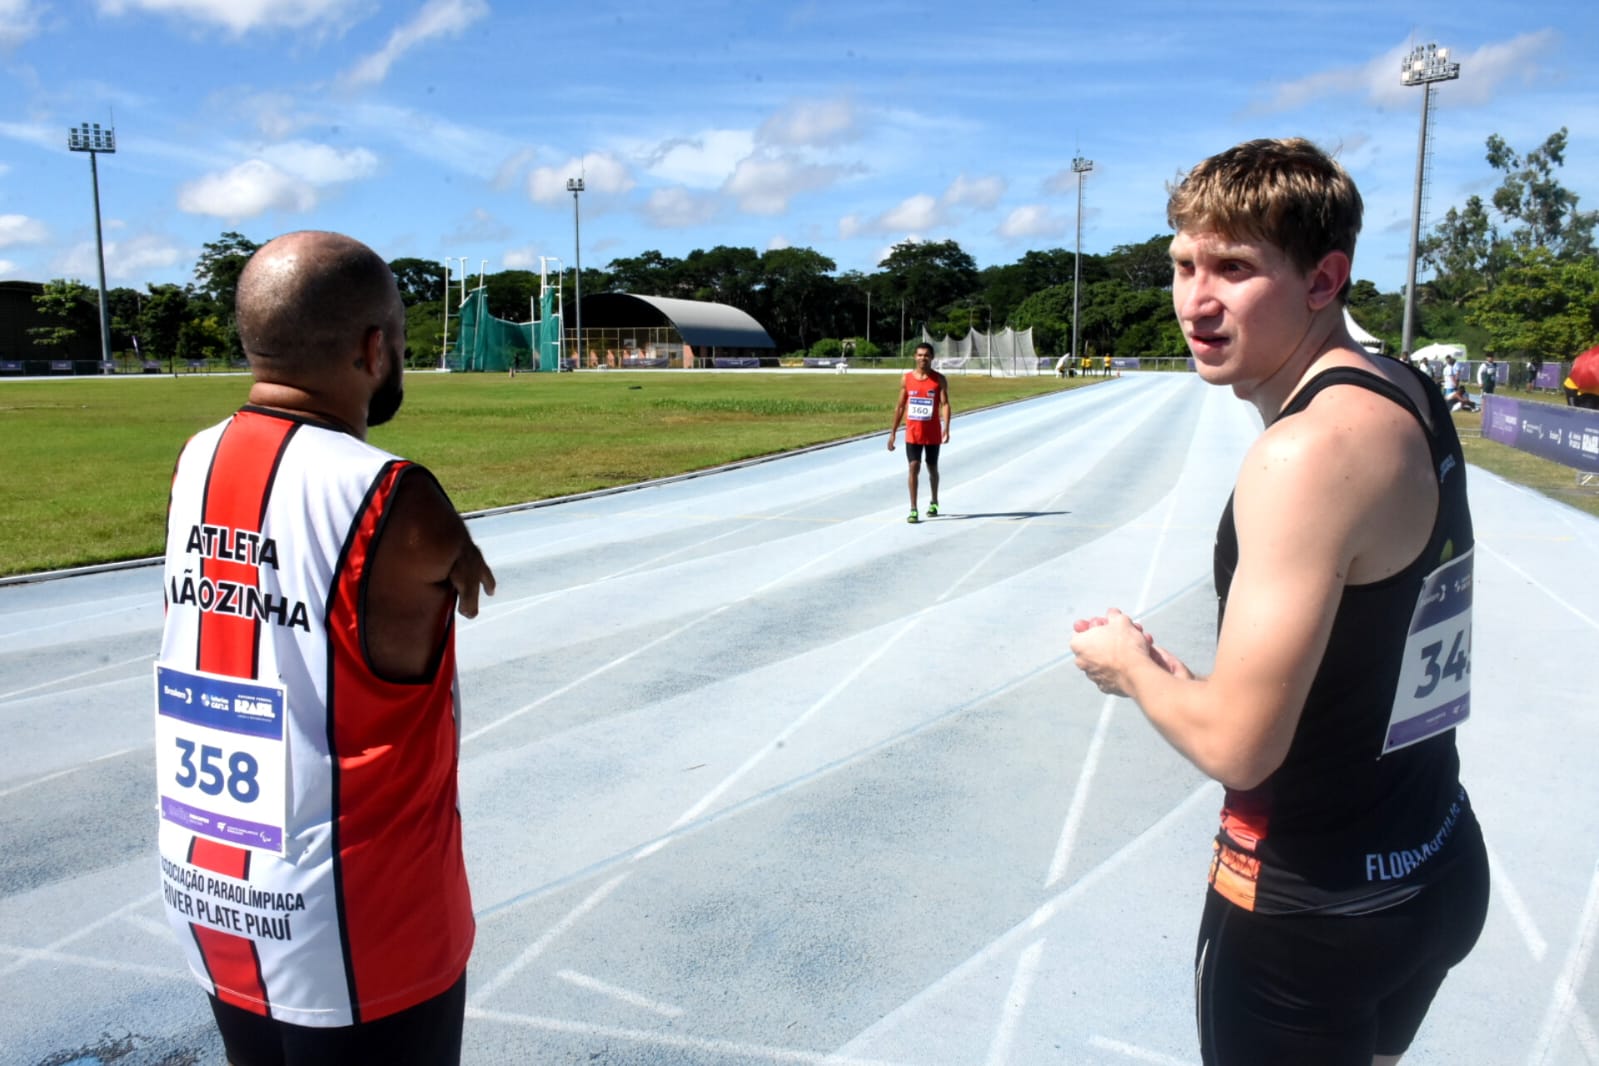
[[364, 468, 496, 680], [1070, 387, 1434, 789], [888, 383, 908, 450], [939, 375, 952, 443]]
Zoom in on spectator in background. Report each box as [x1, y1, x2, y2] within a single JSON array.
[[1440, 353, 1460, 395], [1477, 354, 1497, 396]]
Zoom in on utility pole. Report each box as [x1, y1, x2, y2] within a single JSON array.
[[567, 177, 585, 369]]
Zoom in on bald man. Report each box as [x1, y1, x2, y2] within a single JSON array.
[[156, 231, 493, 1065]]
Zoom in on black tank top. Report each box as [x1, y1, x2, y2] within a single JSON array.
[[1209, 362, 1478, 914]]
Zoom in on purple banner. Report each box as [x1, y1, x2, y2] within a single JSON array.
[[1110, 357, 1141, 369], [1535, 363, 1566, 390], [1481, 394, 1599, 473]]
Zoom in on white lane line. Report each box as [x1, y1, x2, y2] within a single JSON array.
[[465, 1007, 916, 1065], [0, 745, 142, 799], [1047, 484, 1183, 889], [465, 476, 886, 629], [0, 599, 152, 641], [470, 872, 630, 1007], [462, 517, 890, 745], [839, 783, 1218, 1055], [667, 606, 928, 832], [0, 651, 152, 704], [1486, 841, 1548, 962], [475, 652, 1075, 922], [0, 891, 160, 980], [0, 943, 189, 981], [1478, 541, 1599, 631], [982, 939, 1044, 1066], [555, 969, 685, 1017], [1087, 1034, 1200, 1065], [1530, 859, 1599, 1065], [1572, 1008, 1599, 1064]]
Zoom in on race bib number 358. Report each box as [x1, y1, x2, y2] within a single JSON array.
[[1384, 549, 1472, 754], [155, 665, 287, 854]]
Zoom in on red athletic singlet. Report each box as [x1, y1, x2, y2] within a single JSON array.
[[156, 406, 473, 1026], [902, 370, 948, 445]]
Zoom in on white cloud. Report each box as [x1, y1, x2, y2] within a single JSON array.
[[343, 0, 490, 87], [178, 160, 317, 218], [1259, 31, 1558, 114], [642, 187, 719, 229], [643, 131, 755, 189], [998, 205, 1068, 240], [493, 147, 537, 191], [97, 0, 366, 35], [0, 259, 18, 277], [502, 245, 539, 270], [259, 141, 379, 183], [528, 153, 634, 205], [0, 213, 49, 247], [881, 194, 943, 231], [448, 207, 511, 243], [722, 156, 843, 215], [1043, 166, 1088, 195], [944, 174, 1005, 209], [767, 234, 790, 251], [757, 98, 860, 148], [0, 0, 44, 50], [57, 233, 185, 281]]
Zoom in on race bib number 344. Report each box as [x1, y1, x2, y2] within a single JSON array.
[[155, 665, 287, 854], [1384, 549, 1473, 754]]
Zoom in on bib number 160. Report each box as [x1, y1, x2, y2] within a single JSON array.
[[173, 738, 260, 803]]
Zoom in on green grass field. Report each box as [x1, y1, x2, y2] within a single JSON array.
[[0, 370, 1069, 577], [2, 373, 1592, 579]]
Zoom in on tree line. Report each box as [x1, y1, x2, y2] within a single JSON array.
[[26, 128, 1597, 370]]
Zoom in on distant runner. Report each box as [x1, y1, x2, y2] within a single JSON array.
[[887, 342, 951, 523]]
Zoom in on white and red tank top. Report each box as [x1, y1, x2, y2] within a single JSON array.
[[156, 406, 473, 1026], [902, 370, 948, 445]]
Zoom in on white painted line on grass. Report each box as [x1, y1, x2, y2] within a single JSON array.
[[555, 969, 684, 1017]]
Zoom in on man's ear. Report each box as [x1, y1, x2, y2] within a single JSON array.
[[357, 325, 386, 377], [1306, 250, 1350, 311]]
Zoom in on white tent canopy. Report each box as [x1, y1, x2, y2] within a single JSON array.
[[1344, 309, 1383, 354], [1410, 342, 1467, 367]]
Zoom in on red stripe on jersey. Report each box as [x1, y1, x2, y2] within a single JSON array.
[[189, 410, 296, 1015], [326, 463, 473, 1019], [197, 411, 296, 677]]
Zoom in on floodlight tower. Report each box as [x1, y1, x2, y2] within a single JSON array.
[[567, 177, 584, 369], [1399, 42, 1460, 359], [1071, 155, 1093, 368], [67, 122, 116, 373]]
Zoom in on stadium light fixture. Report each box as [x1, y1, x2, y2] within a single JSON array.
[[67, 122, 116, 374], [567, 177, 584, 369], [1071, 155, 1093, 370], [1399, 42, 1460, 360]]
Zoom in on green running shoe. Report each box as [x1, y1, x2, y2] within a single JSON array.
[[907, 510, 919, 524], [926, 503, 939, 517]]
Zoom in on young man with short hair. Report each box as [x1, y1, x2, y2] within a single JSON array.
[[1070, 138, 1488, 1066], [887, 342, 951, 523]]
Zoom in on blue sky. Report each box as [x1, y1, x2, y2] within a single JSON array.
[[1, 0, 1595, 298]]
